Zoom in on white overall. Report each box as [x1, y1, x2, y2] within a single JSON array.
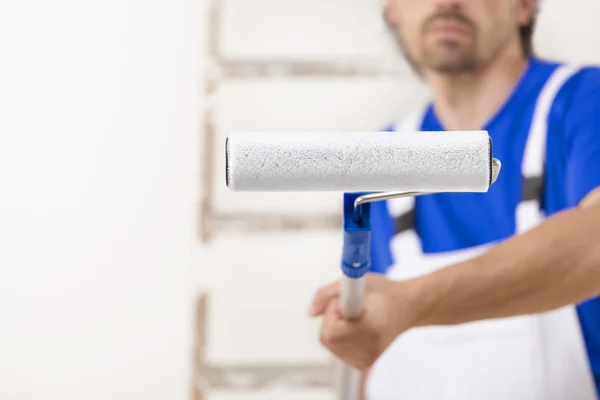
[[366, 65, 598, 400]]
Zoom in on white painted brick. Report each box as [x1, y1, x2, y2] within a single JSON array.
[[207, 388, 334, 400], [218, 0, 401, 64], [203, 230, 343, 365], [212, 77, 431, 215]]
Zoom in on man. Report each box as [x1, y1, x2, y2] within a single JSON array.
[[310, 1, 600, 399]]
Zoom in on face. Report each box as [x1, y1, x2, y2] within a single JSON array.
[[385, 0, 536, 75]]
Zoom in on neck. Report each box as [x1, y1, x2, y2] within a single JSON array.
[[424, 45, 529, 131]]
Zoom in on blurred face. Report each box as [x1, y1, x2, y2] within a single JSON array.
[[385, 0, 535, 75]]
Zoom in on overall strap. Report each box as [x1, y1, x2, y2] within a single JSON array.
[[516, 64, 580, 233]]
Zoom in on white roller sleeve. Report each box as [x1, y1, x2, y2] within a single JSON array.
[[225, 130, 492, 192]]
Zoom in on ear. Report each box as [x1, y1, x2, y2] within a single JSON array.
[[516, 0, 537, 27], [384, 0, 398, 27]]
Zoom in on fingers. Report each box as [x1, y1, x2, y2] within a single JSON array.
[[310, 274, 384, 317], [309, 280, 340, 317], [311, 273, 398, 371], [319, 298, 372, 370], [319, 298, 347, 347], [320, 297, 347, 332]]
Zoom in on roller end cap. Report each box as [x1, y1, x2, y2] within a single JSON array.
[[491, 158, 502, 185]]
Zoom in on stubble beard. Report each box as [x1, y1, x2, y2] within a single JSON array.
[[385, 9, 479, 76], [421, 39, 478, 74]]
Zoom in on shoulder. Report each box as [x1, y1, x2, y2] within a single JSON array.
[[544, 62, 600, 162], [552, 63, 600, 118], [562, 64, 600, 91]]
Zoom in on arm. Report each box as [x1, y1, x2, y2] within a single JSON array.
[[411, 189, 600, 327]]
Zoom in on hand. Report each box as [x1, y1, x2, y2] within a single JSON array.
[[309, 273, 420, 370]]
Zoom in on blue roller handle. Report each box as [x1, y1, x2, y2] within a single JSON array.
[[342, 192, 372, 280]]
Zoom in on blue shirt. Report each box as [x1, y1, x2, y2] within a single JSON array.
[[370, 57, 600, 392]]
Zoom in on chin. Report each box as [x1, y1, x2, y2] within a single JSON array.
[[422, 47, 477, 73], [431, 60, 477, 74]]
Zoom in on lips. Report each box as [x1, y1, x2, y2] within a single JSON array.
[[427, 19, 472, 37], [423, 11, 475, 37]]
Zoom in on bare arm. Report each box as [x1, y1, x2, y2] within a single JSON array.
[[410, 188, 600, 327]]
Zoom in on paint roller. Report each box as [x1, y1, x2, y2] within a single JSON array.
[[225, 130, 501, 400]]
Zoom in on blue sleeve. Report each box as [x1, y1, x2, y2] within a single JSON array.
[[563, 68, 600, 207], [368, 123, 397, 275]]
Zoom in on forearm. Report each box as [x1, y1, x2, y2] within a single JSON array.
[[408, 202, 600, 327]]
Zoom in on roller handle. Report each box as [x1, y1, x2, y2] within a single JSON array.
[[340, 224, 369, 319], [336, 193, 372, 400]]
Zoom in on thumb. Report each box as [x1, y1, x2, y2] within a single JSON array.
[[309, 280, 340, 317]]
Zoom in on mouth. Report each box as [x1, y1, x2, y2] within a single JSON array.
[[424, 14, 474, 39], [428, 20, 471, 39]]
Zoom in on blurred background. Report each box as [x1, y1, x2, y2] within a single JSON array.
[[2, 0, 600, 399]]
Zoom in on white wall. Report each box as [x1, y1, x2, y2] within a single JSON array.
[[0, 1, 201, 399]]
